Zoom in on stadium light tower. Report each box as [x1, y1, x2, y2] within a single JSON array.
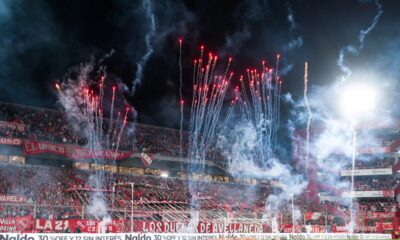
[[338, 82, 379, 233], [113, 182, 135, 232]]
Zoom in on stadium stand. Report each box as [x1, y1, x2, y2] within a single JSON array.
[[0, 102, 398, 233]]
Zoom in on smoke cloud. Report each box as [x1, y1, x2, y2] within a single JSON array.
[[337, 0, 383, 82], [131, 0, 157, 95]]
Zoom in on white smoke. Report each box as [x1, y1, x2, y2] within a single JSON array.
[[283, 2, 303, 52], [220, 0, 270, 56], [57, 64, 94, 133], [287, 74, 392, 232], [337, 0, 383, 82], [218, 121, 307, 229], [86, 191, 110, 233], [57, 61, 135, 233], [131, 0, 156, 95], [57, 64, 111, 231], [280, 1, 303, 76]]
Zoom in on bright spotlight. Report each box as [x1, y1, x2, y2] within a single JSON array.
[[339, 83, 377, 121], [160, 172, 169, 178]]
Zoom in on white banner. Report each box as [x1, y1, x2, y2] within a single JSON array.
[[0, 233, 391, 240], [0, 137, 22, 146], [342, 190, 394, 198], [340, 168, 392, 176], [0, 121, 26, 132], [0, 195, 27, 203]]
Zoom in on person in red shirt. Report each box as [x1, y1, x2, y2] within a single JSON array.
[[392, 230, 400, 239]]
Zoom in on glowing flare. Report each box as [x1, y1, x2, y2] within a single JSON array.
[[339, 83, 377, 121], [54, 82, 61, 91]]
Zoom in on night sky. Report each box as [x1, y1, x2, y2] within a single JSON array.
[[0, 0, 399, 129]]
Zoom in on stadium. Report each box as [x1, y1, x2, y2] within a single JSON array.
[[1, 0, 400, 239], [0, 97, 399, 237]]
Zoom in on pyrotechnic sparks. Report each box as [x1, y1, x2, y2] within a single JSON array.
[[75, 72, 131, 156], [188, 47, 235, 173], [183, 47, 239, 230], [57, 63, 134, 231], [179, 38, 184, 162], [304, 62, 312, 175], [54, 82, 61, 91], [234, 54, 283, 162]]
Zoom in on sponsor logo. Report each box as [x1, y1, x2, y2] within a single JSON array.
[[0, 235, 34, 240], [125, 234, 151, 240]]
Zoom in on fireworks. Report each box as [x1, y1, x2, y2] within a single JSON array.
[[54, 82, 61, 91], [234, 55, 282, 164], [56, 63, 133, 231], [179, 38, 184, 161], [188, 47, 235, 172], [75, 75, 130, 155], [181, 43, 299, 233], [304, 62, 312, 175]]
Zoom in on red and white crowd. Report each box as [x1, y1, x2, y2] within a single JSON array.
[[0, 102, 398, 233]]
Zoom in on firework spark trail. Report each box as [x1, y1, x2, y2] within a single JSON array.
[[220, 86, 239, 132], [201, 57, 232, 143], [337, 0, 383, 82], [98, 74, 105, 145], [131, 0, 156, 95], [236, 56, 282, 163], [221, 57, 307, 231], [184, 49, 237, 232], [114, 107, 130, 159], [58, 64, 133, 230], [107, 85, 116, 146], [201, 73, 233, 149], [188, 48, 234, 173], [112, 111, 122, 147], [60, 70, 108, 224], [178, 39, 184, 162], [304, 62, 312, 175], [79, 80, 129, 158], [273, 55, 282, 150], [238, 75, 251, 121]]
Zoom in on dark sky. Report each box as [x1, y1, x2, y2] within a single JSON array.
[[0, 0, 399, 129]]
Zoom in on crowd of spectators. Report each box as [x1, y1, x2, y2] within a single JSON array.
[[343, 157, 395, 170], [0, 102, 229, 168], [0, 103, 76, 144], [0, 102, 399, 231], [353, 176, 394, 191], [0, 164, 271, 219], [0, 205, 32, 218], [0, 102, 182, 154], [0, 163, 397, 225], [358, 199, 397, 213], [2, 102, 398, 171]]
